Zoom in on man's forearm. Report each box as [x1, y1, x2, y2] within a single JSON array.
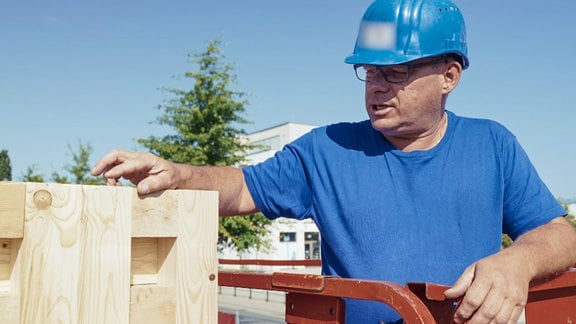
[[175, 164, 258, 216], [509, 216, 576, 280]]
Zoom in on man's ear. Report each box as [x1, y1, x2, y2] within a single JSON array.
[[441, 60, 462, 94]]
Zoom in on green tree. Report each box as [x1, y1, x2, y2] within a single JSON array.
[[138, 39, 271, 255], [559, 201, 576, 230], [0, 150, 12, 181], [219, 215, 271, 253], [51, 141, 104, 185], [21, 165, 44, 183], [501, 234, 513, 249]]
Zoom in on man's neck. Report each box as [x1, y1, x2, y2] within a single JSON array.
[[385, 112, 448, 152]]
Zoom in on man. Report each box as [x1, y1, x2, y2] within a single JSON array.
[[92, 0, 576, 322]]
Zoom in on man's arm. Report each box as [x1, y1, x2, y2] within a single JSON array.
[[91, 149, 258, 216], [445, 216, 576, 324], [175, 163, 258, 216]]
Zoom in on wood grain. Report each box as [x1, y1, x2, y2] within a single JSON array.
[[19, 183, 132, 324], [0, 182, 25, 238], [0, 183, 218, 324], [0, 238, 21, 323], [175, 190, 219, 323]]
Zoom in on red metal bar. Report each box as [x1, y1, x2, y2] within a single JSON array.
[[219, 258, 322, 266], [218, 260, 576, 323], [406, 283, 456, 323], [524, 269, 576, 323], [285, 293, 345, 323], [406, 269, 576, 323], [218, 272, 436, 323], [217, 312, 236, 324]]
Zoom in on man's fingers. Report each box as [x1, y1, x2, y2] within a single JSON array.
[[452, 276, 492, 323], [104, 176, 121, 186], [137, 181, 152, 195], [91, 149, 130, 176], [466, 288, 506, 323], [508, 305, 524, 324], [445, 264, 475, 299], [91, 150, 174, 194], [96, 150, 153, 184]]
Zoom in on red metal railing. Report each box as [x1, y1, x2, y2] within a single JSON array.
[[218, 260, 576, 323], [219, 258, 321, 267]]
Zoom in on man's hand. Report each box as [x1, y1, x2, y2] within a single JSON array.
[[91, 149, 180, 195], [444, 217, 576, 323], [444, 251, 531, 323]]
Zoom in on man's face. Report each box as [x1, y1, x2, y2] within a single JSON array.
[[362, 58, 449, 139]]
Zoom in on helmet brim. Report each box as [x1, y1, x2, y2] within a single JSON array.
[[344, 50, 469, 69]]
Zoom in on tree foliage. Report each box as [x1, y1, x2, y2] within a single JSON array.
[[0, 150, 12, 181], [21, 165, 44, 183], [219, 215, 271, 253], [18, 141, 102, 185], [139, 39, 252, 166], [52, 141, 103, 185], [138, 39, 271, 254], [560, 201, 576, 230]]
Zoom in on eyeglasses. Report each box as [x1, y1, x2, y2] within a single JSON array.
[[353, 57, 448, 83]]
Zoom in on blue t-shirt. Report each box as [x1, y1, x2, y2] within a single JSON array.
[[242, 111, 565, 323]]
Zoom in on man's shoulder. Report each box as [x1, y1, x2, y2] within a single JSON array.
[[320, 120, 374, 138], [319, 120, 378, 148], [283, 120, 379, 156], [450, 112, 514, 137], [318, 120, 372, 133]]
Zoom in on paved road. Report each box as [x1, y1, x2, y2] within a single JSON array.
[[219, 286, 284, 323]]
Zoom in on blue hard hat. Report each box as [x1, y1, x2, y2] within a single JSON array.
[[345, 0, 469, 69]]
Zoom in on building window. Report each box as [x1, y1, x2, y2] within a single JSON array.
[[279, 232, 296, 242], [305, 232, 320, 260], [305, 232, 319, 241]]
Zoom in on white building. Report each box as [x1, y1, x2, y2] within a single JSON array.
[[219, 122, 321, 261]]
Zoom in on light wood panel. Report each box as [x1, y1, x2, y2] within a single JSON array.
[[0, 182, 25, 238], [130, 190, 219, 323], [19, 183, 132, 324], [175, 190, 218, 323], [0, 182, 218, 324]]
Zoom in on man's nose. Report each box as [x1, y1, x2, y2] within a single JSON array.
[[366, 74, 393, 93], [373, 90, 392, 102]]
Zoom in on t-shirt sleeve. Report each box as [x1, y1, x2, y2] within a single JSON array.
[[500, 129, 566, 239], [242, 134, 314, 221]]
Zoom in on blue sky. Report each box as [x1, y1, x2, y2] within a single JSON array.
[[2, 0, 575, 200]]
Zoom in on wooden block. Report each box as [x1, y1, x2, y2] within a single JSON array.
[[131, 238, 159, 285], [131, 191, 179, 237], [157, 237, 177, 287], [174, 190, 218, 323], [130, 285, 176, 323], [0, 182, 218, 324], [130, 190, 219, 323], [0, 239, 11, 281], [0, 182, 25, 238], [0, 238, 20, 323], [19, 183, 132, 324], [0, 292, 20, 324]]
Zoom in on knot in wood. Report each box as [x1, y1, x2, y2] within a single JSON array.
[[33, 189, 52, 210]]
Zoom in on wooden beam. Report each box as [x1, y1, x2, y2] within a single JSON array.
[[131, 191, 179, 237], [0, 238, 21, 323], [19, 183, 133, 323], [0, 183, 219, 324], [0, 182, 25, 238], [174, 190, 218, 323]]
